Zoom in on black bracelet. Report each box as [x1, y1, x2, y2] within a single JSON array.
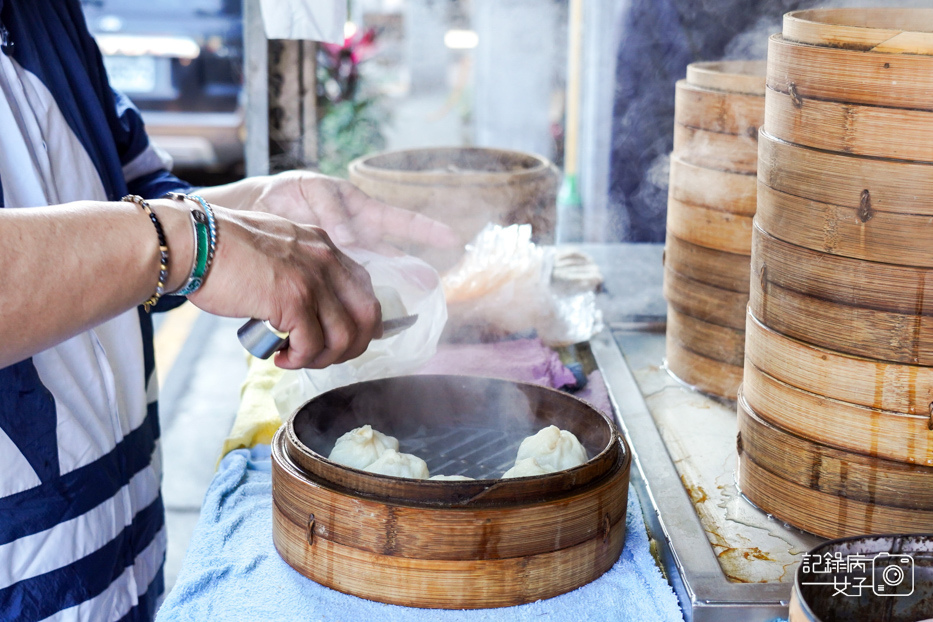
[[122, 194, 168, 313]]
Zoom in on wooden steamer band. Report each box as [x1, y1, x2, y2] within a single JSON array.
[[663, 233, 750, 293], [672, 124, 758, 174], [684, 60, 767, 95], [738, 394, 933, 511], [669, 155, 757, 216], [666, 196, 753, 255], [737, 394, 933, 539], [664, 266, 748, 331], [767, 34, 933, 111], [674, 81, 765, 136], [667, 306, 744, 367], [271, 432, 630, 608], [764, 88, 933, 163], [782, 8, 933, 54], [755, 182, 933, 269], [665, 334, 743, 399]]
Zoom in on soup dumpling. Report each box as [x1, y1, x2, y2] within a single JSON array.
[[363, 448, 430, 479], [502, 457, 549, 479], [328, 424, 399, 470], [515, 425, 587, 472]]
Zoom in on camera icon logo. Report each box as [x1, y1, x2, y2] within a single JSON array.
[[872, 552, 914, 597]]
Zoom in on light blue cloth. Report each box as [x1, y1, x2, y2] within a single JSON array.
[[157, 445, 685, 622]]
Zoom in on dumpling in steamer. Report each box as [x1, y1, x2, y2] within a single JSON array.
[[363, 448, 430, 479], [328, 425, 399, 470], [502, 457, 549, 479], [429, 474, 474, 481], [515, 425, 587, 472]]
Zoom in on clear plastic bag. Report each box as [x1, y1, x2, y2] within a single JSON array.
[[442, 224, 603, 346], [272, 247, 447, 417]]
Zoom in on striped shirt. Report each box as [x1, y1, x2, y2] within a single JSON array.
[[0, 1, 190, 620]]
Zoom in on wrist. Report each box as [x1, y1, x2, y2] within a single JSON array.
[[147, 198, 196, 293]]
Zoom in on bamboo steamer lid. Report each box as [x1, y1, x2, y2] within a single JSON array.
[[667, 196, 753, 255], [663, 232, 750, 293], [783, 8, 933, 55], [737, 400, 933, 539], [751, 222, 933, 317], [667, 305, 744, 367], [669, 155, 757, 216], [672, 124, 758, 174], [685, 60, 767, 95], [738, 393, 933, 511], [674, 80, 765, 136], [749, 266, 933, 367], [764, 87, 933, 163], [745, 310, 933, 417], [767, 34, 933, 111], [755, 182, 933, 269], [663, 266, 748, 330], [743, 359, 933, 466], [665, 335, 743, 399], [758, 130, 933, 216]]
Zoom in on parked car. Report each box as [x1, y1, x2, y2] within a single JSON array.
[[80, 0, 245, 174]]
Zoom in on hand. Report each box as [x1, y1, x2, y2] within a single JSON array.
[[196, 171, 460, 254], [184, 205, 382, 370]]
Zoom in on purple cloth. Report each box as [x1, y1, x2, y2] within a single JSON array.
[[415, 338, 577, 389]]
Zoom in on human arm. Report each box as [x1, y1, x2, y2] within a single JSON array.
[[0, 198, 380, 370]]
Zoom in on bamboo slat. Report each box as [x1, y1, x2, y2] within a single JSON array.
[[674, 81, 765, 136], [783, 8, 933, 55], [665, 334, 743, 399], [672, 124, 758, 174], [767, 34, 933, 111], [764, 87, 933, 163], [738, 393, 933, 511], [669, 155, 757, 216], [742, 360, 933, 466], [272, 432, 630, 560], [663, 266, 748, 330], [685, 60, 767, 95], [758, 130, 933, 216], [751, 222, 933, 317], [755, 182, 933, 269], [663, 232, 750, 293], [737, 448, 933, 540], [745, 310, 933, 417], [272, 492, 626, 609], [667, 196, 753, 255], [667, 305, 745, 366], [750, 271, 933, 366]]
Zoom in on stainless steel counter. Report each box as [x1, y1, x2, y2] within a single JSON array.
[[576, 243, 823, 622]]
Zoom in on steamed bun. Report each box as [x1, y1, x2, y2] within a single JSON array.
[[502, 457, 549, 479], [515, 425, 587, 472], [328, 425, 399, 470], [363, 448, 430, 479], [429, 474, 474, 481]]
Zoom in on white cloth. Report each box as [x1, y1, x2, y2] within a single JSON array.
[[258, 0, 346, 43]]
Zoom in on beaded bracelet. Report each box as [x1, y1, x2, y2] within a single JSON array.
[[122, 194, 168, 313], [163, 192, 218, 296]]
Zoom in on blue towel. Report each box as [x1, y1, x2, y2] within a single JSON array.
[[157, 445, 685, 622]]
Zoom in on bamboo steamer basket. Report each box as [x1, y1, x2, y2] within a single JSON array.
[[271, 375, 630, 609], [665, 322, 743, 398], [674, 81, 765, 136], [668, 155, 757, 216], [742, 359, 933, 466], [745, 311, 933, 418], [749, 264, 933, 367], [737, 436, 933, 539], [758, 130, 933, 216], [666, 196, 753, 255], [685, 60, 767, 95], [663, 266, 748, 331], [672, 124, 758, 174], [789, 535, 933, 622], [755, 182, 933, 269], [767, 34, 933, 111], [783, 8, 933, 54], [751, 223, 933, 317], [738, 394, 933, 511], [347, 148, 559, 272], [764, 87, 933, 163], [663, 232, 750, 293], [668, 306, 744, 367]]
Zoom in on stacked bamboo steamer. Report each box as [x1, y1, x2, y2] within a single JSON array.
[[664, 60, 766, 399], [738, 8, 933, 539]]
